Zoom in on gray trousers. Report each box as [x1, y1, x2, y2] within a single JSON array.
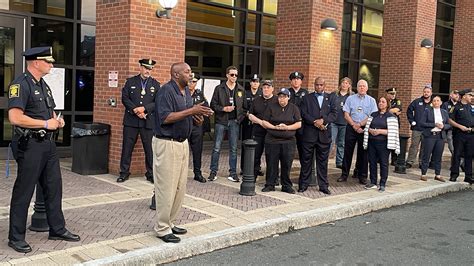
[[406, 130, 423, 165]]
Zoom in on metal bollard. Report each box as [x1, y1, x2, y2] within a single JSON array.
[[29, 184, 49, 232], [394, 134, 410, 174], [240, 139, 257, 196]]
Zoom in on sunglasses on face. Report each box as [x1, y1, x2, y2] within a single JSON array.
[[229, 73, 238, 77]]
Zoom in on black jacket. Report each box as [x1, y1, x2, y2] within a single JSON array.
[[122, 74, 160, 129], [407, 97, 431, 131], [420, 107, 451, 139], [300, 92, 337, 144], [210, 82, 246, 125]]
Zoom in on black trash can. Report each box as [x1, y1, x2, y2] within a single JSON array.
[[71, 122, 110, 175]]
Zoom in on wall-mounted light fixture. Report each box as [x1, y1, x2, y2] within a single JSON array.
[[156, 0, 178, 19], [321, 18, 338, 31], [420, 38, 433, 48]]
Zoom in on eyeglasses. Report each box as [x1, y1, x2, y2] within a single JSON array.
[[189, 80, 197, 84], [229, 73, 238, 77]]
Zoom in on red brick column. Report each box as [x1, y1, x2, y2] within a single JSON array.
[[451, 0, 474, 90], [378, 0, 437, 135], [94, 0, 187, 175], [273, 0, 343, 92]]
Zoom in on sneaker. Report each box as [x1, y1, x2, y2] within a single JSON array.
[[208, 172, 217, 181], [281, 186, 295, 194], [379, 186, 385, 192], [364, 183, 377, 189], [227, 174, 240, 182], [261, 185, 275, 192]]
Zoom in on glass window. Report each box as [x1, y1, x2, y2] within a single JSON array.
[[261, 49, 274, 80], [360, 35, 381, 62], [245, 48, 259, 80], [433, 49, 452, 72], [246, 13, 258, 45], [187, 2, 245, 43], [342, 3, 352, 31], [61, 69, 73, 111], [75, 115, 93, 123], [79, 0, 97, 22], [31, 19, 74, 65], [439, 0, 456, 5], [434, 26, 453, 50], [359, 63, 380, 89], [1, 0, 74, 18], [362, 8, 383, 36], [339, 60, 349, 80], [56, 114, 71, 146], [262, 16, 276, 48], [263, 0, 277, 15], [352, 5, 359, 32], [185, 39, 244, 77], [364, 0, 384, 11], [78, 25, 95, 67], [436, 3, 455, 28], [75, 70, 94, 111], [207, 0, 245, 8], [432, 72, 451, 94]]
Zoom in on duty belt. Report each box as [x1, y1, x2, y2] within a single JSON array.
[[30, 130, 56, 141]]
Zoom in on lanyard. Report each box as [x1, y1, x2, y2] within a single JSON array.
[[141, 78, 148, 95]]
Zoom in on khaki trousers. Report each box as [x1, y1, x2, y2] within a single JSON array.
[[152, 137, 189, 237]]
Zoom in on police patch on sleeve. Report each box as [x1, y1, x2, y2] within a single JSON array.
[[8, 84, 20, 98], [397, 100, 401, 105]]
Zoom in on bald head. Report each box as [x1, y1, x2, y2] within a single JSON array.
[[314, 77, 325, 93], [170, 62, 192, 88]]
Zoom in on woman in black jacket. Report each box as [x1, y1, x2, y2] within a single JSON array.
[[419, 96, 451, 182]]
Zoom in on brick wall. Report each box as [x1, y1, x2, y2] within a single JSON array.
[[274, 0, 342, 92], [94, 0, 187, 175], [451, 0, 474, 90], [378, 0, 437, 135]]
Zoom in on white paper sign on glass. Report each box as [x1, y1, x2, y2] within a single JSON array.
[[203, 79, 221, 105], [43, 67, 65, 110]]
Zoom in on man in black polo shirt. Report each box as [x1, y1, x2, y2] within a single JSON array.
[[153, 62, 213, 243]]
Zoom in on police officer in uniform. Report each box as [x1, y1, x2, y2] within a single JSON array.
[[189, 73, 209, 182], [117, 59, 160, 183], [386, 87, 402, 165], [441, 89, 459, 156], [7, 47, 80, 253], [240, 74, 262, 175], [448, 89, 474, 185]]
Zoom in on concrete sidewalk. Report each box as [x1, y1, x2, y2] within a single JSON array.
[[0, 149, 471, 265]]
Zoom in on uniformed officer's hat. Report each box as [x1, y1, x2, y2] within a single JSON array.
[[139, 58, 156, 70], [23, 46, 55, 63], [250, 74, 261, 82], [277, 88, 291, 97], [289, 71, 304, 80], [191, 73, 201, 82], [459, 88, 472, 96], [261, 80, 273, 87], [385, 87, 397, 94]]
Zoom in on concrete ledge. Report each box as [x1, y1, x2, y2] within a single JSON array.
[[81, 182, 470, 265]]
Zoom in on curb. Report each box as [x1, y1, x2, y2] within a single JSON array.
[[80, 182, 470, 265]]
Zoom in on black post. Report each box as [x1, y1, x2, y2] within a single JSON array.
[[309, 150, 318, 186], [394, 134, 410, 174], [29, 184, 49, 232], [240, 139, 257, 196], [150, 192, 156, 210]]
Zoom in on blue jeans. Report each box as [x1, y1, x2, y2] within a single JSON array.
[[331, 124, 346, 166], [210, 120, 239, 175]]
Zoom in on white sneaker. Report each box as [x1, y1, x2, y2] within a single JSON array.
[[227, 175, 240, 182]]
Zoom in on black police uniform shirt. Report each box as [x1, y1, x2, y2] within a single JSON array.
[[249, 95, 278, 137], [242, 88, 262, 124], [390, 98, 402, 117], [289, 87, 308, 108], [122, 74, 160, 130], [263, 101, 302, 144], [450, 103, 474, 134], [8, 71, 55, 122], [191, 89, 210, 128], [441, 100, 458, 113]]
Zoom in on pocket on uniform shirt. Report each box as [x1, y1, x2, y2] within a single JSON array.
[[31, 95, 45, 108]]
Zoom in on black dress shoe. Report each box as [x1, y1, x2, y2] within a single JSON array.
[[117, 174, 129, 183], [336, 164, 342, 169], [194, 175, 207, 183], [405, 163, 412, 169], [49, 230, 81, 242], [464, 178, 473, 185], [319, 188, 331, 195], [171, 226, 187, 235], [8, 240, 32, 253], [158, 233, 180, 243], [146, 174, 154, 184], [337, 176, 347, 182], [256, 170, 264, 176], [281, 186, 296, 194], [359, 178, 368, 185], [449, 177, 457, 182], [297, 186, 308, 193], [262, 185, 275, 192]]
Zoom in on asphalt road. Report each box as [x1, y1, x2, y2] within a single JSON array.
[[170, 190, 473, 265]]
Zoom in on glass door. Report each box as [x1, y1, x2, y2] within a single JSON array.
[[0, 15, 25, 147]]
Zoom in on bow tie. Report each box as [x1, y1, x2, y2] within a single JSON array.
[[315, 92, 323, 96]]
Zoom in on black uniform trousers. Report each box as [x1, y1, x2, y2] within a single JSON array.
[[120, 126, 153, 177], [299, 140, 330, 189], [450, 132, 474, 180], [9, 139, 66, 242], [421, 133, 444, 176], [189, 125, 204, 176], [265, 142, 295, 188], [341, 125, 368, 180], [253, 134, 265, 175], [368, 139, 390, 187]]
